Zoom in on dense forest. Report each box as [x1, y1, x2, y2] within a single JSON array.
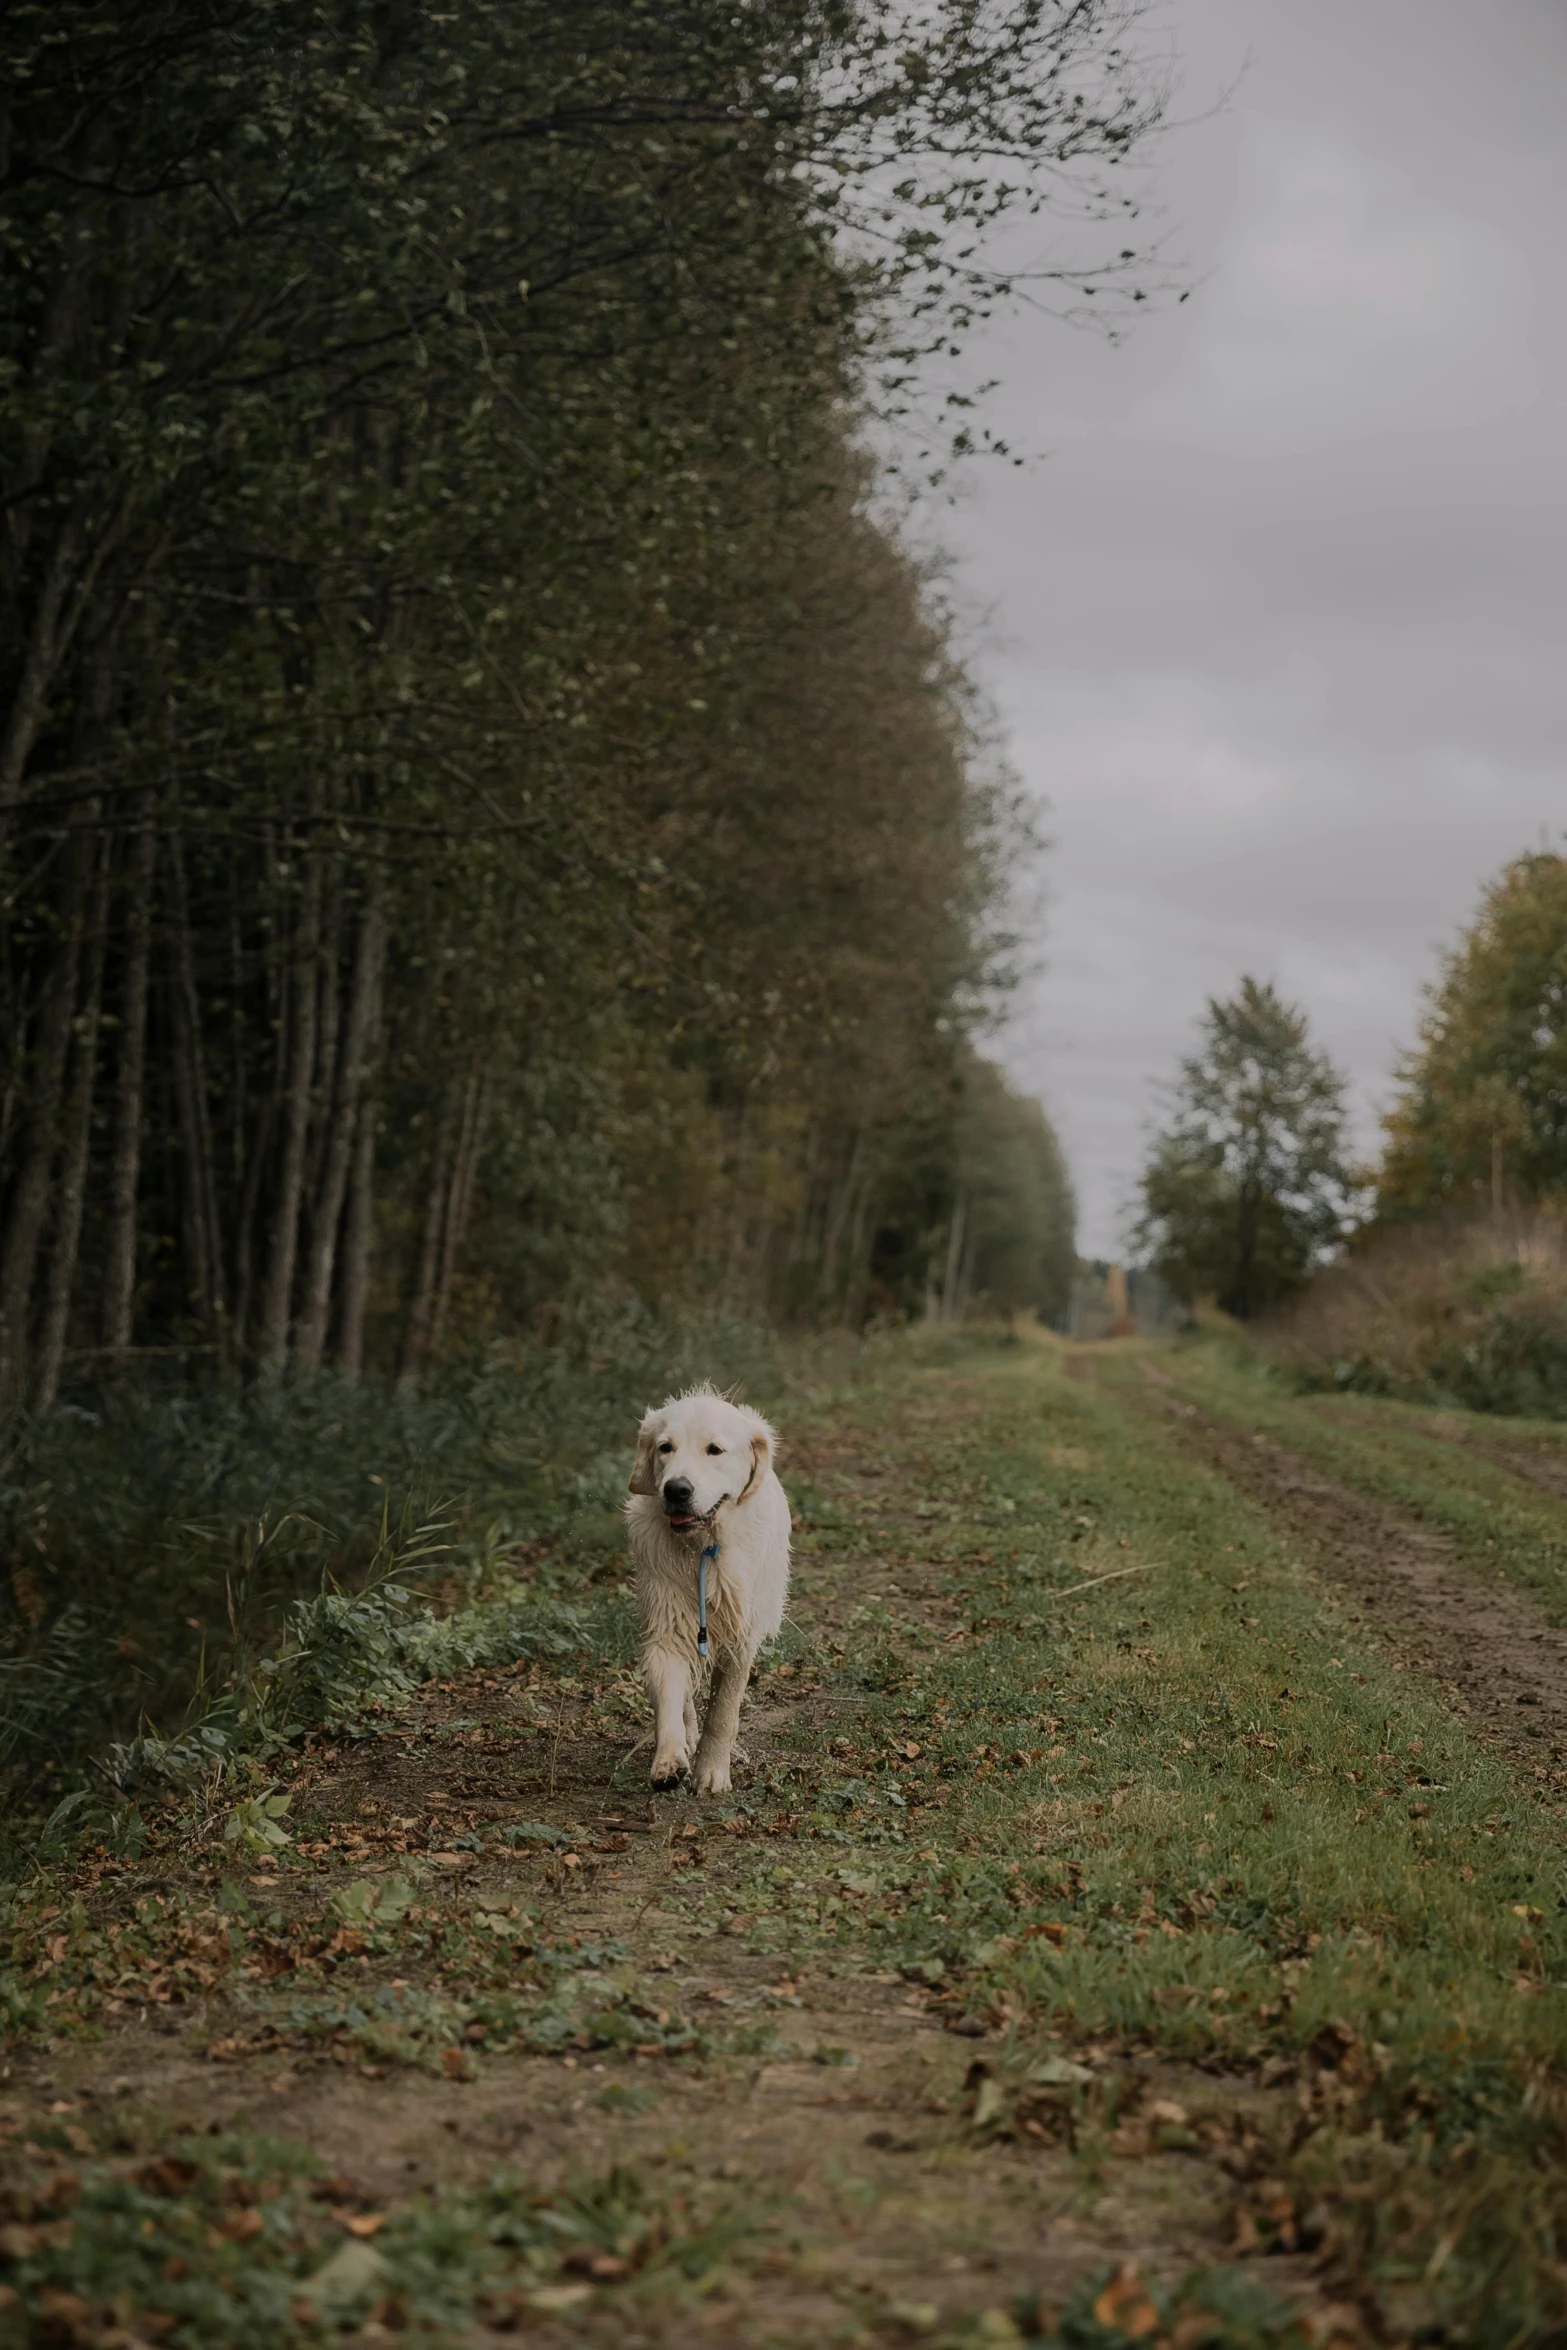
[[0, 1, 1162, 1401]]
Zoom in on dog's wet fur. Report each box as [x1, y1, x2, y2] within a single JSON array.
[[625, 1388, 790, 1794]]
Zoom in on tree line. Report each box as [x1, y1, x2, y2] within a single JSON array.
[[1133, 852, 1567, 1320], [0, 0, 1165, 1403]]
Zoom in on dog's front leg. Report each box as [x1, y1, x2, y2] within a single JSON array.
[[645, 1646, 693, 1788], [690, 1647, 752, 1796]]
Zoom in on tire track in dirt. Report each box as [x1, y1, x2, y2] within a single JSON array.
[[1144, 1367, 1567, 1776], [1329, 1399, 1567, 1506]]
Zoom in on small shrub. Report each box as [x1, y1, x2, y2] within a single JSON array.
[[0, 1309, 777, 1845], [1263, 1209, 1567, 1416]]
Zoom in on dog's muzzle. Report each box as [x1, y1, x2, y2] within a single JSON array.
[[662, 1476, 699, 1530]]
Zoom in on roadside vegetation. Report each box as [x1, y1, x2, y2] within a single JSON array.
[[0, 1312, 795, 1841], [1136, 855, 1567, 1420], [1262, 1209, 1567, 1416]]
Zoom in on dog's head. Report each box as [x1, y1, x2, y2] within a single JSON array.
[[628, 1389, 775, 1533]]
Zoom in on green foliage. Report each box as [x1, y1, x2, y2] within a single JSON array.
[[1379, 851, 1567, 1217], [1131, 978, 1361, 1319], [0, 2121, 760, 2346], [0, 0, 1161, 1402], [223, 1791, 293, 1858], [1266, 1209, 1567, 1415], [1032, 2263, 1315, 2346], [940, 1055, 1076, 1322], [0, 1310, 765, 1816]]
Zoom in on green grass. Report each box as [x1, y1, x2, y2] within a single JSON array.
[[727, 1338, 1567, 2339], [0, 1309, 785, 1849], [0, 2116, 762, 2345], [1166, 1337, 1567, 1626], [8, 1328, 1567, 2342]]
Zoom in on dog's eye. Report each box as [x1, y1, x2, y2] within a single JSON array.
[[705, 1443, 724, 1456], [657, 1441, 674, 1455]]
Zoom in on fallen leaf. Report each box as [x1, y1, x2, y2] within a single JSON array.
[[1092, 2269, 1160, 2338], [297, 2237, 388, 2310], [344, 2213, 387, 2238], [36, 2291, 89, 2332], [138, 2157, 198, 2198], [527, 2284, 595, 2313], [564, 2246, 630, 2278]]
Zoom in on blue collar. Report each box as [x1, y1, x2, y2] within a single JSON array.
[[698, 1539, 718, 1659]]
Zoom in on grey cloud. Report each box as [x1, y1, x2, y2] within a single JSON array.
[[941, 0, 1567, 1252]]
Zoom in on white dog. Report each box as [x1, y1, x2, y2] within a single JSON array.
[[625, 1389, 790, 1795]]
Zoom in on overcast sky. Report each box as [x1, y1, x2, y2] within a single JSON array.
[[944, 0, 1567, 1258]]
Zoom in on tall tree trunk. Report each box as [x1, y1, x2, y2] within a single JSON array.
[[33, 837, 110, 1412], [296, 878, 386, 1372], [0, 836, 89, 1408], [226, 885, 254, 1344], [100, 793, 157, 1354], [818, 1129, 866, 1312], [255, 847, 322, 1379], [231, 1096, 273, 1357], [428, 1072, 485, 1364], [843, 1178, 878, 1327], [938, 1191, 968, 1324], [310, 875, 345, 1210], [0, 512, 84, 848], [1232, 1176, 1259, 1322], [166, 828, 220, 1333], [0, 499, 129, 864], [337, 1070, 380, 1382], [400, 1081, 460, 1381]]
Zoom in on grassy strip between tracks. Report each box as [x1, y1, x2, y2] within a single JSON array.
[[2, 1334, 1567, 2345], [1162, 1336, 1567, 1632]]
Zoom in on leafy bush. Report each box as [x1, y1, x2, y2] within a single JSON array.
[[1263, 1210, 1567, 1415], [0, 1310, 778, 1824]]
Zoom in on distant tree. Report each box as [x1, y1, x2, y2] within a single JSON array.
[[926, 1056, 1076, 1323], [1378, 853, 1567, 1219], [1131, 979, 1360, 1319]]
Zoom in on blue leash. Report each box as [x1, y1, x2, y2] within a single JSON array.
[[698, 1540, 718, 1660]]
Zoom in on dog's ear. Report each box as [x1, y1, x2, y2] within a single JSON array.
[[628, 1417, 661, 1496], [736, 1415, 774, 1503]]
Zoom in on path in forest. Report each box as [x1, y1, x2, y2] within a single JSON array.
[[9, 1341, 1567, 2345]]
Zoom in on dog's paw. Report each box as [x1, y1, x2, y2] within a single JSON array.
[[650, 1748, 690, 1791], [690, 1751, 732, 1797]]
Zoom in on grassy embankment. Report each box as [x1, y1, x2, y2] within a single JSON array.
[[2, 1333, 1567, 2346]]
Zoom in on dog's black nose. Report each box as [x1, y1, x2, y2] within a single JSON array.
[[663, 1477, 694, 1513]]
